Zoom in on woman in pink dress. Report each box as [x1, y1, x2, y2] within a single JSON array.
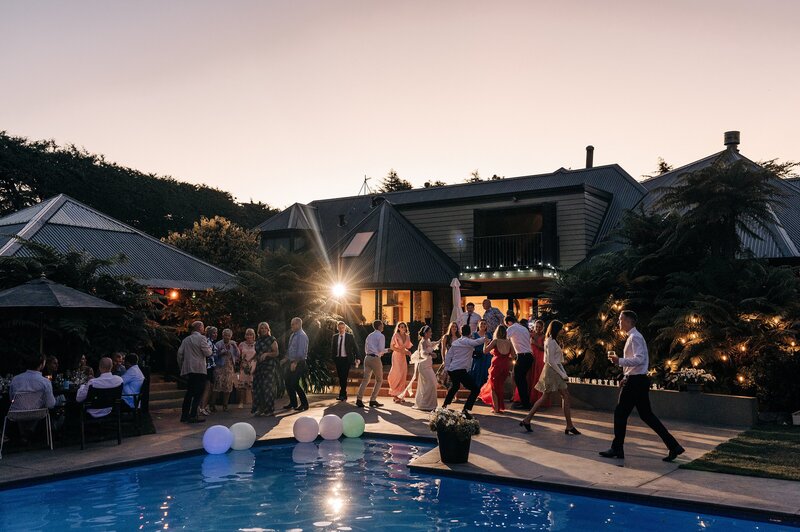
[[478, 325, 516, 412], [387, 322, 412, 403], [236, 328, 257, 409]]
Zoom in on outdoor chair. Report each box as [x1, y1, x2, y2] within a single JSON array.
[[121, 368, 150, 436], [0, 391, 53, 459], [80, 384, 123, 450]]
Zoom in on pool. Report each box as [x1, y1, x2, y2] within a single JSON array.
[[0, 438, 793, 531]]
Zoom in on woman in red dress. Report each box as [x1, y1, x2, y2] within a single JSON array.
[[478, 325, 517, 412]]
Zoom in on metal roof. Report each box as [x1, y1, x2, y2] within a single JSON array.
[[255, 203, 319, 232], [638, 148, 800, 259], [0, 201, 50, 226], [0, 276, 123, 311], [259, 164, 647, 251], [0, 195, 235, 290], [329, 201, 459, 287]]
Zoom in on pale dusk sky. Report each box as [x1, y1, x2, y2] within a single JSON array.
[[1, 0, 798, 209]]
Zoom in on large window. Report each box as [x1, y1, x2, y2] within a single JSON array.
[[381, 290, 411, 325], [358, 290, 378, 324], [413, 291, 434, 326]]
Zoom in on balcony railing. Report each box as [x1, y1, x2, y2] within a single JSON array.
[[460, 232, 544, 272]]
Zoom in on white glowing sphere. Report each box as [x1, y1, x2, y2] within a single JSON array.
[[202, 424, 234, 455], [319, 414, 343, 440], [293, 416, 319, 443], [230, 422, 257, 450]]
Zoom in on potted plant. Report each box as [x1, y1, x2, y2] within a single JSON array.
[[428, 407, 480, 464], [667, 368, 716, 393]]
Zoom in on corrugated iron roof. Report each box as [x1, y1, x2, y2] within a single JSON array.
[[0, 201, 50, 226], [0, 223, 27, 249], [330, 201, 459, 287], [0, 194, 235, 290]]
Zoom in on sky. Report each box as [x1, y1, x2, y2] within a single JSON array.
[[1, 0, 798, 209]]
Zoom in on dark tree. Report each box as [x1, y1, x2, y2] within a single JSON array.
[[378, 169, 412, 192]]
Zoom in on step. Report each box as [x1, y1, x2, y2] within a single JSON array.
[[149, 398, 183, 410], [149, 389, 184, 401]]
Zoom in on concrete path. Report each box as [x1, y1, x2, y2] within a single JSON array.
[[1, 395, 798, 521]]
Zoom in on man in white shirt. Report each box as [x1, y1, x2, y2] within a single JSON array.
[[442, 324, 488, 414], [356, 320, 388, 408], [600, 310, 684, 462], [458, 302, 482, 335], [8, 354, 58, 440], [121, 353, 145, 409], [77, 357, 124, 418], [506, 316, 534, 409]]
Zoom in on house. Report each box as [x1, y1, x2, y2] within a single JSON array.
[[0, 194, 235, 294], [257, 131, 799, 335]]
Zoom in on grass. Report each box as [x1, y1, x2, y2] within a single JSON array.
[[681, 424, 800, 481]]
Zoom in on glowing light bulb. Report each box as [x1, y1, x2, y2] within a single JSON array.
[[332, 283, 346, 298]]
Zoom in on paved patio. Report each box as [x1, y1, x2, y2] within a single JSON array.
[[1, 395, 798, 522]]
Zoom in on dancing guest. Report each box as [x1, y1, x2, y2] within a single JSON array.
[[411, 325, 438, 411], [440, 322, 460, 363], [387, 322, 413, 403], [520, 320, 579, 434], [481, 299, 505, 335], [478, 325, 516, 412], [236, 328, 257, 409], [212, 328, 239, 412], [283, 317, 310, 412], [177, 321, 211, 423], [252, 322, 278, 416], [506, 316, 534, 410], [198, 326, 218, 415], [469, 319, 493, 389], [514, 319, 547, 406], [459, 302, 481, 335], [600, 311, 685, 461], [356, 320, 388, 408], [330, 321, 359, 401], [442, 325, 488, 415]]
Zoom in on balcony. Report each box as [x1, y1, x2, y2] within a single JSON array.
[[460, 232, 546, 273]]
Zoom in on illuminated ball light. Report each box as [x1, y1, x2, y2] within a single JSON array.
[[319, 414, 343, 440], [230, 422, 257, 450], [341, 412, 365, 438], [203, 424, 234, 454], [293, 416, 319, 443]]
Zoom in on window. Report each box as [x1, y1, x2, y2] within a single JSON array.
[[358, 290, 377, 324], [381, 290, 410, 325], [264, 237, 290, 252], [342, 232, 375, 257], [413, 291, 433, 325]]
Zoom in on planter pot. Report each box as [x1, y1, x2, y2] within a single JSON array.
[[685, 383, 703, 393], [437, 430, 471, 464]]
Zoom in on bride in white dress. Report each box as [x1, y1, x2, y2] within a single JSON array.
[[412, 325, 439, 411]]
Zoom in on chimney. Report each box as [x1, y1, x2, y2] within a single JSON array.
[[585, 145, 594, 168], [724, 131, 740, 151]]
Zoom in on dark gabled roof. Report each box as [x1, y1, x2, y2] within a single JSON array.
[[255, 203, 319, 232], [638, 148, 800, 259], [258, 164, 647, 251], [329, 201, 459, 287], [0, 195, 235, 290]]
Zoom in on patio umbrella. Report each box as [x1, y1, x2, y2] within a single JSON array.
[[449, 278, 464, 325], [0, 275, 123, 356]]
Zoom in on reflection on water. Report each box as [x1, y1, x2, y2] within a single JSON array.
[[0, 439, 786, 531]]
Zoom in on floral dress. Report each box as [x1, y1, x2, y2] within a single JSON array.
[[237, 341, 256, 389], [213, 340, 239, 393], [252, 335, 277, 414]]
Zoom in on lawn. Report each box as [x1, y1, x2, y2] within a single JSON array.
[[681, 424, 800, 481]]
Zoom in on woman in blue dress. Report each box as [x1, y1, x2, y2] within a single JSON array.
[[469, 319, 493, 390]]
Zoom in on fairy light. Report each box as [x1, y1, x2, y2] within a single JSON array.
[[720, 355, 728, 362], [737, 375, 745, 383]]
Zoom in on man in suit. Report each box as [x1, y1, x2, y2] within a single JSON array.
[[330, 321, 359, 401], [600, 310, 685, 462]]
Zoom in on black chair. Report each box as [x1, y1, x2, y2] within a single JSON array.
[[80, 385, 123, 450], [121, 370, 150, 436]]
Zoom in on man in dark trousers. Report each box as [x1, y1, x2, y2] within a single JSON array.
[[330, 321, 359, 401], [600, 310, 685, 461]]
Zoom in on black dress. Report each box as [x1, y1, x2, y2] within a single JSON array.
[[252, 335, 277, 414]]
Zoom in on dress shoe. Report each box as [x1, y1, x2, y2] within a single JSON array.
[[599, 448, 624, 459], [463, 411, 473, 420], [369, 400, 383, 407], [565, 427, 581, 435], [355, 400, 365, 408], [187, 418, 206, 424], [663, 445, 686, 462], [294, 405, 309, 412], [282, 404, 294, 410], [519, 421, 532, 432]]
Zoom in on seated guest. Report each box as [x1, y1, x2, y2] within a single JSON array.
[[76, 357, 124, 418], [9, 353, 57, 438], [42, 355, 59, 379], [112, 352, 127, 377], [121, 353, 145, 409], [78, 354, 96, 379]]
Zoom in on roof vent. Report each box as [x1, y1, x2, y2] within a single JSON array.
[[585, 145, 594, 168], [337, 214, 347, 227], [370, 196, 386, 208], [724, 131, 740, 150]]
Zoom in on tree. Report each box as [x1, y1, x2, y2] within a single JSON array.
[[423, 180, 447, 188], [465, 170, 482, 183], [377, 169, 412, 192], [163, 216, 260, 273]]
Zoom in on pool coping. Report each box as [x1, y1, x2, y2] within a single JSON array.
[[1, 431, 798, 528]]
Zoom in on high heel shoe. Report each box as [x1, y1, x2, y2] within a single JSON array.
[[564, 427, 581, 435], [519, 421, 532, 433]]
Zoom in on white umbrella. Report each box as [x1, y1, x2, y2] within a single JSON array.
[[449, 278, 464, 325]]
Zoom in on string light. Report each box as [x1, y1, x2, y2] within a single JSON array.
[[737, 375, 745, 383], [720, 355, 728, 361]]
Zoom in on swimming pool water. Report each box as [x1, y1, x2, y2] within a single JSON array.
[[0, 439, 791, 531]]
